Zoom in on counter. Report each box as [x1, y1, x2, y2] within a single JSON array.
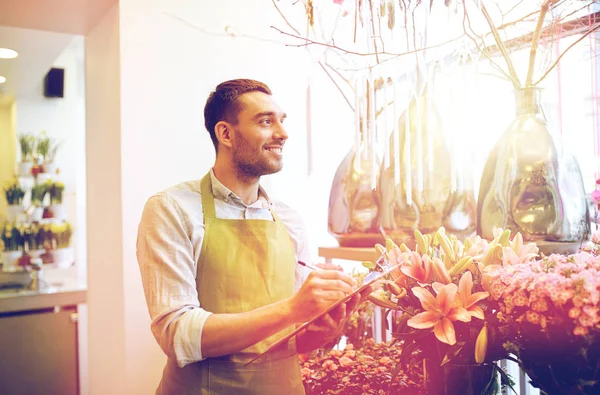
[[0, 277, 87, 314], [0, 277, 86, 395]]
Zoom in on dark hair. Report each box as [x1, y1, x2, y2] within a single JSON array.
[[204, 79, 272, 152]]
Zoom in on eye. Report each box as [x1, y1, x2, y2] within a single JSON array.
[[259, 118, 272, 125]]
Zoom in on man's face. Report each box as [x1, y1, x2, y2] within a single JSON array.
[[229, 91, 288, 179]]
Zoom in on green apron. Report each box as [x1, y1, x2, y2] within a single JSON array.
[[157, 173, 305, 395]]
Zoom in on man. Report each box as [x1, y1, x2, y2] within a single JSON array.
[[137, 79, 367, 394]]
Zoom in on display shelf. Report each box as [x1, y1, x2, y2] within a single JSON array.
[[317, 246, 380, 264]]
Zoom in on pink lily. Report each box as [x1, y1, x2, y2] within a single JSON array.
[[456, 272, 489, 320], [400, 252, 433, 285], [502, 232, 538, 265], [407, 283, 471, 345]]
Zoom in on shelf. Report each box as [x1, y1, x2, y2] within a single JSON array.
[[317, 246, 380, 264]]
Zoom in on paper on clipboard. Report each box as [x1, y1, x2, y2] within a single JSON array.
[[245, 259, 402, 365]]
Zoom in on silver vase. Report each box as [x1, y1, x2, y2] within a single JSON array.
[[477, 87, 590, 254], [379, 86, 475, 247]]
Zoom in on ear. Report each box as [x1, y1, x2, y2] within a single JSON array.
[[215, 121, 234, 149]]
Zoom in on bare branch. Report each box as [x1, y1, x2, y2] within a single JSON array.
[[533, 22, 600, 86], [526, 0, 555, 86], [368, 0, 381, 63], [463, 2, 518, 86], [318, 61, 355, 111], [269, 25, 462, 59], [271, 0, 301, 36], [480, 1, 522, 87]]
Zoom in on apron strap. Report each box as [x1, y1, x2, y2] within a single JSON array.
[[200, 173, 217, 219], [202, 171, 281, 223]]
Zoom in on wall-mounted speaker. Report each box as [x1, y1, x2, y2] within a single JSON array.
[[44, 68, 65, 98]]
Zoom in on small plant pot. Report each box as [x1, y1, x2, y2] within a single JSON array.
[[31, 206, 44, 222], [43, 162, 56, 175], [2, 251, 23, 272], [53, 247, 74, 267], [6, 205, 23, 222], [18, 162, 32, 177], [50, 203, 66, 220]]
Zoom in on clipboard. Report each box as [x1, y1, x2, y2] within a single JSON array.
[[245, 260, 403, 365]]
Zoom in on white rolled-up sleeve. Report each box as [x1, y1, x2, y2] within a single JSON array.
[[136, 194, 211, 367]]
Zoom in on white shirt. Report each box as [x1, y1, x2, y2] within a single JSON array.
[[136, 170, 312, 368]]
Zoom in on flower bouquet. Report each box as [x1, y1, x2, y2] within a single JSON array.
[[363, 227, 530, 394], [299, 340, 424, 395], [483, 229, 600, 394]]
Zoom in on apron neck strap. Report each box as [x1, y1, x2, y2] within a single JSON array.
[[200, 173, 217, 219], [201, 172, 280, 222]]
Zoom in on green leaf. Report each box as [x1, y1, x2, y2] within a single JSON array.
[[440, 342, 464, 366], [495, 364, 518, 395], [362, 261, 376, 270]]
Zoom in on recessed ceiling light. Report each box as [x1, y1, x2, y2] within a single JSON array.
[[0, 76, 6, 83], [0, 48, 18, 59]]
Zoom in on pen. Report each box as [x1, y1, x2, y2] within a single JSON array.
[[298, 260, 320, 271]]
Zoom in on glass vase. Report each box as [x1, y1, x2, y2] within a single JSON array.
[[424, 360, 497, 395], [477, 87, 589, 254], [327, 141, 383, 248], [379, 87, 473, 247]]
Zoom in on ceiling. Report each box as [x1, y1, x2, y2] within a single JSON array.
[[0, 0, 117, 104], [0, 0, 118, 35]]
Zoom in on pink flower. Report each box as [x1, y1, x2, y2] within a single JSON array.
[[400, 252, 433, 284], [502, 233, 538, 265], [407, 284, 471, 345], [339, 356, 354, 367], [592, 229, 600, 245], [592, 189, 600, 203], [456, 272, 489, 320]]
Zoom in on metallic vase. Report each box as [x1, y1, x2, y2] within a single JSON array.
[[477, 87, 590, 254], [327, 141, 383, 248], [379, 87, 475, 247]]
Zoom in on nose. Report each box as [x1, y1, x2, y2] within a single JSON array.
[[274, 121, 288, 141]]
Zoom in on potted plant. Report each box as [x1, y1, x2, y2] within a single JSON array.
[[1, 223, 24, 272], [36, 131, 61, 174], [17, 133, 35, 176], [363, 227, 527, 394], [3, 177, 25, 222], [48, 180, 66, 220], [30, 182, 48, 221], [483, 230, 600, 394], [50, 221, 73, 266]]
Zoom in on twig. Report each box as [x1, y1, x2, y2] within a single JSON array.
[[368, 0, 381, 63], [162, 12, 289, 45], [318, 61, 355, 111], [533, 22, 600, 85], [270, 25, 461, 58], [526, 0, 554, 86], [271, 0, 301, 36], [480, 1, 522, 88], [463, 3, 517, 85], [324, 60, 355, 91]]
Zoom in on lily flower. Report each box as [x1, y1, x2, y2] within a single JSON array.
[[502, 232, 538, 266], [400, 252, 433, 285], [456, 272, 489, 320], [407, 283, 471, 345]]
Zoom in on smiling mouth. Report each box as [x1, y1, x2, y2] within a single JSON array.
[[265, 147, 283, 154]]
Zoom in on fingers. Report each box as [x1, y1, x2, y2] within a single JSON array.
[[315, 262, 343, 271], [308, 269, 356, 290]]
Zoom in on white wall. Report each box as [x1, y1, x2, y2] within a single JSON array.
[[85, 4, 126, 395]]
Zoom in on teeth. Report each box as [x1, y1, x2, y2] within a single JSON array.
[[266, 147, 282, 153]]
